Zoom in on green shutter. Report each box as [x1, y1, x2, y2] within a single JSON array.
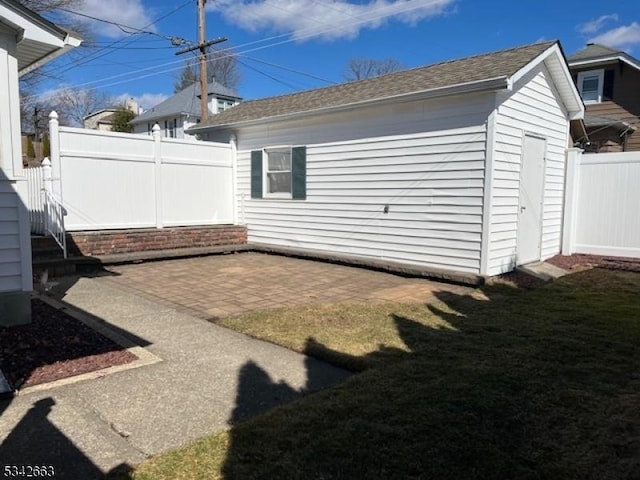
[[291, 146, 306, 200], [251, 150, 263, 199]]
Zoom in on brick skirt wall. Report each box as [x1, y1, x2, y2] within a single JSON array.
[[62, 225, 247, 256]]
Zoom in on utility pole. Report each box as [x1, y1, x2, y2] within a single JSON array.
[[197, 0, 208, 121], [176, 0, 227, 122]]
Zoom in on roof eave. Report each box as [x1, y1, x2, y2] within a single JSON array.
[[130, 111, 194, 125], [18, 34, 82, 77], [568, 55, 640, 72], [512, 42, 584, 120], [188, 76, 510, 133]]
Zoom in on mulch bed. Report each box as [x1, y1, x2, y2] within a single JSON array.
[[547, 253, 640, 272], [0, 299, 137, 391], [492, 254, 640, 290]]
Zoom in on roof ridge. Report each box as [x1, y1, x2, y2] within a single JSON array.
[[192, 40, 565, 131], [236, 40, 557, 108]]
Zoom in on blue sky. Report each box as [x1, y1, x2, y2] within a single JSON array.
[[39, 0, 640, 111]]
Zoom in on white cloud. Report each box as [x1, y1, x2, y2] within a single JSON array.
[[115, 92, 169, 110], [208, 0, 456, 42], [577, 14, 618, 35], [589, 22, 640, 49], [72, 0, 156, 39]]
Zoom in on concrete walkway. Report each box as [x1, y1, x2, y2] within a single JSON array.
[[0, 276, 351, 479]]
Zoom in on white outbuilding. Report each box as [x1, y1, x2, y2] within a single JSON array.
[[191, 41, 585, 279]]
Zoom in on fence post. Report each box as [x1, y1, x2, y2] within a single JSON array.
[[562, 148, 582, 255], [48, 111, 62, 203], [230, 134, 238, 225], [153, 123, 163, 229], [42, 157, 52, 194]]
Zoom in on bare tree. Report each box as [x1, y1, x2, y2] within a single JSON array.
[[343, 58, 405, 82], [53, 88, 113, 127], [174, 47, 242, 92]]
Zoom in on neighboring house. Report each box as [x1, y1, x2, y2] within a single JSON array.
[[568, 43, 640, 152], [0, 0, 80, 325], [83, 98, 139, 131], [130, 80, 241, 139], [189, 41, 583, 277]]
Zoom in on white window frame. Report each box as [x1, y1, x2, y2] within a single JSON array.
[[263, 146, 292, 199], [577, 69, 604, 104]]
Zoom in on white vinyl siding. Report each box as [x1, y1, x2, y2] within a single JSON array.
[[488, 64, 570, 275], [0, 181, 22, 292], [235, 94, 493, 274]]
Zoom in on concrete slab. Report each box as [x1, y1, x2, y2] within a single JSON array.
[[517, 262, 569, 281], [1, 274, 351, 479]]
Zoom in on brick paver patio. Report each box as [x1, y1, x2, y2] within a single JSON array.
[[102, 252, 473, 319]]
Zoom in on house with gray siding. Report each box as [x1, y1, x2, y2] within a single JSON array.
[[189, 41, 583, 277], [0, 0, 80, 325], [130, 80, 241, 139]]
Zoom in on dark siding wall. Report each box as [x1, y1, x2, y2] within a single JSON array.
[[572, 62, 640, 151]]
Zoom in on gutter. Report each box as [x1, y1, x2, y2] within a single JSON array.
[[18, 31, 82, 77], [568, 55, 640, 71], [187, 76, 510, 133]]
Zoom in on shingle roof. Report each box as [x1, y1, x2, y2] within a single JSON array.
[[568, 43, 640, 72], [130, 80, 241, 125], [192, 41, 558, 130], [568, 43, 621, 62]]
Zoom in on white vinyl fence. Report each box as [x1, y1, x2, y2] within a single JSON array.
[[27, 112, 235, 232], [563, 149, 640, 258], [25, 164, 46, 235]]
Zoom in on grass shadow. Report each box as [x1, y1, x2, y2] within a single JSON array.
[[216, 268, 640, 480]]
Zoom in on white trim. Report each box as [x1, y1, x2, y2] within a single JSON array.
[[230, 133, 238, 224], [479, 96, 498, 275], [262, 146, 293, 199], [577, 69, 604, 104], [569, 55, 640, 72], [510, 43, 584, 118]]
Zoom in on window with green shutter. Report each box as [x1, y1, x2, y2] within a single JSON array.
[[251, 146, 306, 200]]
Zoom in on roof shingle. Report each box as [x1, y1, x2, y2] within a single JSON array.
[[131, 80, 240, 125], [194, 41, 557, 129]]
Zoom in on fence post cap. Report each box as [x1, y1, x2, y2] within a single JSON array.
[[152, 123, 161, 133], [42, 157, 51, 167], [49, 111, 58, 120]]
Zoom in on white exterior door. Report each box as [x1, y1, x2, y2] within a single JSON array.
[[516, 134, 546, 264]]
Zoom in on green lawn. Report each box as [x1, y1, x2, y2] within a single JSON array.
[[113, 268, 640, 480]]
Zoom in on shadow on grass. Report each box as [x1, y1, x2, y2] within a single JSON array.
[[218, 269, 640, 480]]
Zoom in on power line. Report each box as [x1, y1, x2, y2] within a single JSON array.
[[59, 7, 182, 40], [236, 58, 300, 92], [26, 0, 438, 101], [54, 0, 193, 76], [239, 54, 338, 85]]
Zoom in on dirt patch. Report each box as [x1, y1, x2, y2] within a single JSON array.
[[492, 271, 546, 289], [0, 299, 137, 391], [548, 254, 640, 273]]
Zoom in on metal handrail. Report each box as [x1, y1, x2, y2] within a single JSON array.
[[42, 189, 67, 259]]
